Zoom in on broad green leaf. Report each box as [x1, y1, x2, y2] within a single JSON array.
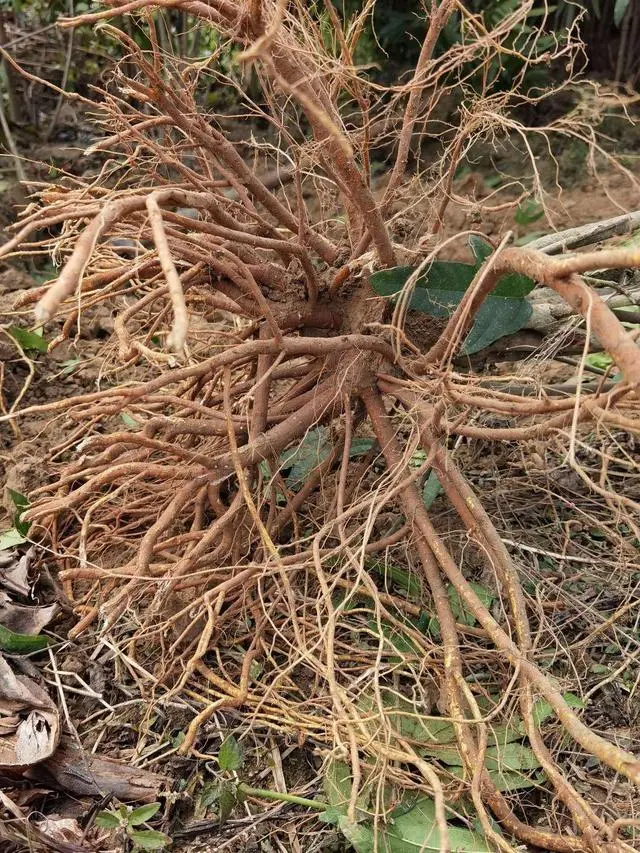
[[614, 0, 630, 26], [422, 471, 443, 510], [366, 558, 422, 599], [120, 413, 139, 429], [7, 326, 49, 353], [128, 803, 161, 826], [0, 624, 51, 654], [338, 795, 494, 853], [367, 619, 420, 658], [585, 352, 613, 371], [280, 427, 332, 491], [7, 489, 30, 536], [358, 691, 456, 746], [423, 741, 541, 773], [217, 780, 237, 824], [95, 810, 121, 829], [128, 829, 172, 850], [447, 582, 494, 626], [468, 235, 493, 265], [218, 735, 243, 772], [449, 765, 545, 793], [318, 806, 343, 825], [0, 528, 27, 550], [349, 437, 376, 459], [369, 264, 534, 355], [323, 760, 371, 816], [515, 198, 544, 226]]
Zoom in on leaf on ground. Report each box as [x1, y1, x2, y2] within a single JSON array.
[[280, 426, 332, 490], [323, 760, 371, 816], [357, 691, 454, 747], [337, 794, 494, 853], [423, 741, 542, 773], [367, 619, 420, 659], [217, 780, 237, 824], [0, 529, 28, 552], [95, 811, 121, 829], [0, 602, 56, 636], [0, 547, 32, 593], [128, 803, 161, 826], [7, 489, 30, 537], [448, 765, 546, 792], [218, 735, 244, 772], [349, 437, 376, 459], [0, 654, 59, 768], [365, 558, 422, 599], [369, 263, 534, 355], [6, 327, 49, 354], [128, 829, 172, 850], [447, 582, 494, 626], [422, 471, 443, 510], [0, 624, 51, 654]]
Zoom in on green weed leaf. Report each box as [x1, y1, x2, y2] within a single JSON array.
[[515, 198, 544, 225], [95, 810, 121, 829], [217, 780, 237, 824], [128, 803, 161, 826], [7, 326, 49, 353], [338, 794, 493, 853], [281, 427, 332, 491], [218, 735, 244, 772], [447, 582, 494, 626], [422, 471, 443, 510], [0, 624, 51, 654], [0, 528, 28, 550], [7, 489, 30, 536], [128, 829, 172, 850], [369, 263, 534, 355]]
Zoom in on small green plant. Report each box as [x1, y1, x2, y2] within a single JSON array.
[[95, 803, 171, 850]]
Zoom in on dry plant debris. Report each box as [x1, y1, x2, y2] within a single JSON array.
[[0, 1, 639, 851]]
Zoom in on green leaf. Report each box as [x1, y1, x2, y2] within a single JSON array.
[[422, 471, 443, 510], [95, 810, 121, 829], [365, 558, 422, 599], [585, 352, 613, 371], [128, 803, 161, 826], [358, 691, 457, 746], [128, 829, 172, 850], [367, 619, 420, 659], [60, 358, 82, 376], [468, 235, 493, 266], [318, 806, 343, 825], [349, 437, 375, 459], [339, 794, 493, 853], [217, 780, 237, 824], [323, 760, 371, 816], [120, 413, 139, 429], [614, 0, 630, 26], [449, 765, 545, 793], [0, 623, 51, 654], [369, 264, 534, 356], [0, 528, 28, 550], [447, 582, 494, 626], [279, 427, 332, 491], [7, 326, 49, 353], [7, 489, 30, 536], [515, 198, 544, 226], [423, 741, 541, 773], [218, 735, 244, 772]]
